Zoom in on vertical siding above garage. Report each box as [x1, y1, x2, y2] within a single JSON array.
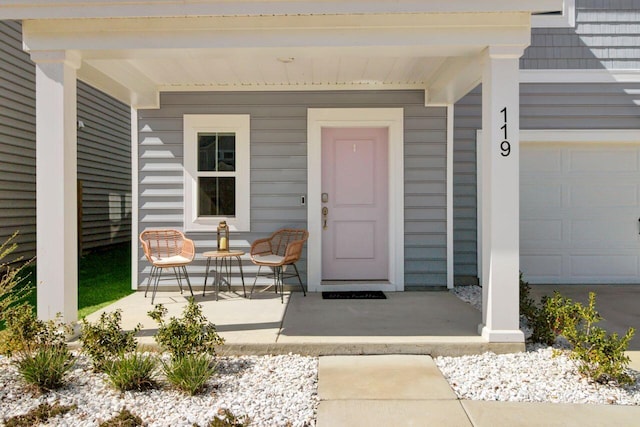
[[523, 0, 640, 69], [453, 82, 640, 281], [0, 20, 36, 261], [77, 81, 132, 251], [137, 91, 447, 289]]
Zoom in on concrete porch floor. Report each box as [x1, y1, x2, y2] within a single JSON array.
[[82, 289, 524, 356]]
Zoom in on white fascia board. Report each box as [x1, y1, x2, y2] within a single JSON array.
[[0, 0, 564, 20], [22, 14, 532, 52], [521, 69, 640, 84]]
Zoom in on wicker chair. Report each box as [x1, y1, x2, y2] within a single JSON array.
[[139, 229, 195, 304], [249, 228, 308, 303]]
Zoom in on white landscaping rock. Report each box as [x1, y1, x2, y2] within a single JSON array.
[[437, 285, 640, 406], [0, 353, 318, 426]]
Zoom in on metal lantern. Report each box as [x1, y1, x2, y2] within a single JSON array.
[[217, 220, 229, 252]]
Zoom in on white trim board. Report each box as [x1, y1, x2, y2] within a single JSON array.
[[476, 129, 640, 284], [446, 104, 454, 289], [131, 107, 139, 289], [307, 108, 405, 292], [521, 70, 640, 84]]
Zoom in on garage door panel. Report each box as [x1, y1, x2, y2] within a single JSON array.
[[521, 149, 562, 173], [521, 255, 562, 277], [521, 142, 640, 284], [521, 220, 562, 241], [571, 255, 638, 277], [569, 184, 638, 208], [568, 149, 639, 173], [521, 183, 562, 209], [572, 220, 638, 245]]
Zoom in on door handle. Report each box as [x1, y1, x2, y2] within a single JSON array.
[[322, 207, 329, 229]]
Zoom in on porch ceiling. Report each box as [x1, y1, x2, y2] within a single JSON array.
[[22, 12, 534, 108]]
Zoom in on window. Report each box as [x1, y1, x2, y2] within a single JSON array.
[[184, 115, 250, 231], [532, 0, 575, 28]]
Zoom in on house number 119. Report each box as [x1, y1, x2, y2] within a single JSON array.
[[499, 107, 511, 157]]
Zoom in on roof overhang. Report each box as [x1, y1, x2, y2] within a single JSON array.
[[0, 0, 565, 20], [5, 1, 560, 108]]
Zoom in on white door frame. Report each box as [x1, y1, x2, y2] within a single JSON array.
[[307, 108, 404, 292]]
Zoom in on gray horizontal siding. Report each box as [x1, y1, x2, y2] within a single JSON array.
[[0, 20, 36, 261], [453, 82, 640, 280], [138, 90, 447, 289], [77, 80, 132, 251], [523, 0, 640, 69], [0, 20, 132, 261]]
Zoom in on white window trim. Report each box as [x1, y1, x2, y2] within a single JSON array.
[[183, 114, 250, 232], [532, 0, 575, 28]]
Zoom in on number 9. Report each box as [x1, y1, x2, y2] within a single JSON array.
[[500, 141, 511, 157]]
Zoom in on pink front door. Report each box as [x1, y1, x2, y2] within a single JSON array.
[[321, 127, 389, 280]]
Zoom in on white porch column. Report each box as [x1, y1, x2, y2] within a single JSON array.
[[32, 50, 81, 323], [479, 46, 525, 342]]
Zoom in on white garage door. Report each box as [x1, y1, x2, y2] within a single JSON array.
[[521, 142, 640, 284]]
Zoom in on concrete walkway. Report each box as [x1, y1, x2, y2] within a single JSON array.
[[316, 355, 640, 427]]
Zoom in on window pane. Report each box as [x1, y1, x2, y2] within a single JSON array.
[[217, 133, 236, 171], [198, 134, 218, 171], [198, 177, 236, 216], [198, 133, 236, 172]]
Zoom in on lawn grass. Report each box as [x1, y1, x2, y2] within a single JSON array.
[[12, 242, 134, 321]]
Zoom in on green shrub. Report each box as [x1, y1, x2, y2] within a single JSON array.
[[1, 304, 70, 356], [4, 402, 77, 427], [163, 353, 216, 395], [148, 298, 224, 360], [80, 310, 141, 371], [561, 292, 635, 385], [208, 409, 251, 427], [16, 345, 75, 392], [104, 352, 159, 392], [98, 408, 144, 427], [0, 231, 34, 323], [519, 275, 635, 386]]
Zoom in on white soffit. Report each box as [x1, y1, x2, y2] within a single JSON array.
[[23, 12, 533, 107]]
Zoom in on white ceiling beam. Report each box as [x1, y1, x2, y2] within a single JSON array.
[[425, 55, 484, 106], [0, 0, 564, 20], [79, 61, 159, 108]]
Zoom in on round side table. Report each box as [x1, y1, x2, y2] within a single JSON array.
[[202, 250, 246, 300]]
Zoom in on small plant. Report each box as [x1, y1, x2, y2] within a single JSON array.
[[148, 298, 224, 360], [0, 231, 34, 322], [163, 353, 216, 395], [208, 409, 251, 427], [80, 310, 141, 371], [98, 408, 144, 427], [4, 402, 77, 427], [104, 351, 159, 392], [16, 345, 75, 392], [561, 292, 635, 385], [2, 304, 76, 391]]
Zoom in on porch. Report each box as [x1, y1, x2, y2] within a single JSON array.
[[81, 290, 523, 356]]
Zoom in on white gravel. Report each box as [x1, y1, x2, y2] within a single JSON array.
[[0, 353, 318, 426], [436, 285, 640, 406], [3, 285, 639, 425]]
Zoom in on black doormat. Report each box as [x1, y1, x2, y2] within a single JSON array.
[[322, 291, 386, 300]]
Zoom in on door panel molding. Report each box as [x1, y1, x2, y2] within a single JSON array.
[[307, 108, 404, 291]]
